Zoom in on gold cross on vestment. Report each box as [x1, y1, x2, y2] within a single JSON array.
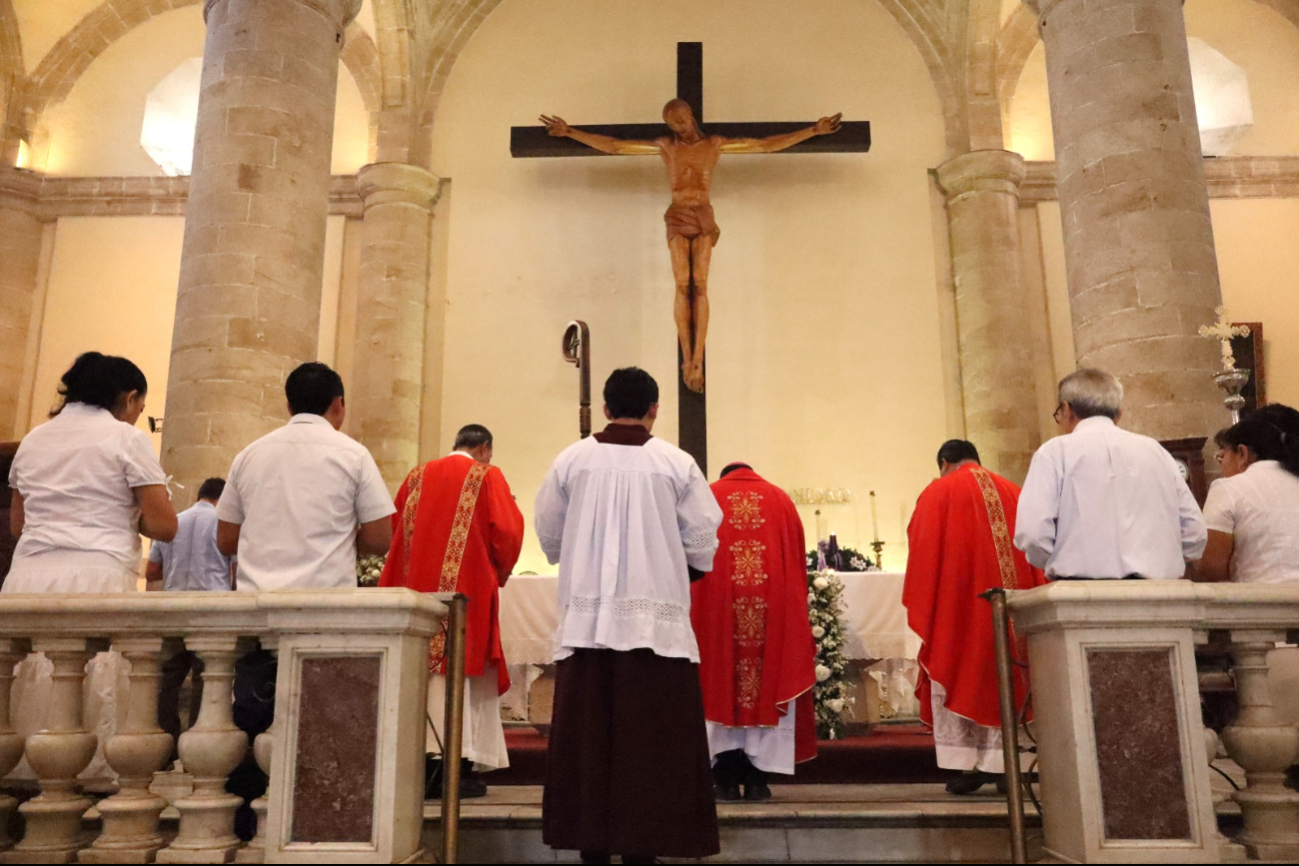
[[1198, 306, 1251, 371]]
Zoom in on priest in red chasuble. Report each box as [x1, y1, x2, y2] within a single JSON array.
[[380, 424, 524, 797], [903, 439, 1045, 795], [692, 463, 817, 801]]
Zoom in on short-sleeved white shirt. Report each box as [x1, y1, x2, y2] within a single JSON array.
[[216, 414, 396, 591], [8, 402, 167, 570], [1202, 460, 1299, 584]]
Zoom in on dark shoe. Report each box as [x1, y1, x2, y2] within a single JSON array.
[[621, 857, 659, 865], [714, 782, 742, 801], [743, 781, 773, 801], [579, 853, 611, 864], [946, 771, 996, 795], [994, 774, 1009, 795], [1286, 765, 1298, 791]]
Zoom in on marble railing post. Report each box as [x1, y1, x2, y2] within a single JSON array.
[[935, 150, 1040, 484], [1033, 0, 1223, 440], [0, 640, 29, 852], [10, 639, 97, 863], [160, 0, 362, 501], [156, 636, 247, 864], [235, 637, 277, 865], [1221, 631, 1299, 860], [351, 163, 442, 491], [81, 638, 174, 863]]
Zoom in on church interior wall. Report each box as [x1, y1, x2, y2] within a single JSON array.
[[428, 0, 949, 572]]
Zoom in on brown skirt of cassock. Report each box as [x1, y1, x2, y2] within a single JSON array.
[[542, 648, 721, 859]]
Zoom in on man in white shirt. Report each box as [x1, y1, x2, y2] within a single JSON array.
[[535, 367, 723, 864], [1015, 368, 1207, 579], [147, 476, 234, 757], [215, 362, 395, 839]]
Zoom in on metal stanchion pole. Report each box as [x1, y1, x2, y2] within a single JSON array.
[[440, 594, 468, 865], [983, 588, 1028, 865]]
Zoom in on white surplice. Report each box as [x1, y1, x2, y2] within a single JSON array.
[[426, 666, 509, 772], [930, 681, 1004, 773], [534, 432, 722, 662]]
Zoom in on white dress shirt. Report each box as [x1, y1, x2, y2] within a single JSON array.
[[148, 501, 233, 591], [1203, 460, 1299, 584], [8, 402, 167, 570], [216, 414, 395, 591], [534, 433, 722, 662], [1014, 416, 1207, 579]]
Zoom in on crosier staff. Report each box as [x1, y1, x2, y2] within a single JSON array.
[[562, 321, 591, 439]]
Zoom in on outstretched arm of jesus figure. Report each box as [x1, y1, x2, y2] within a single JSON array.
[[720, 113, 843, 154], [540, 115, 661, 155]]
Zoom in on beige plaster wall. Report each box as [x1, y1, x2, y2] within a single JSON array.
[[1008, 0, 1299, 160], [37, 5, 371, 177], [25, 217, 186, 452], [22, 215, 349, 455], [1210, 198, 1299, 409], [429, 0, 948, 573]]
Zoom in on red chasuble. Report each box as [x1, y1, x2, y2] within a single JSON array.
[[692, 468, 817, 764], [903, 464, 1046, 728], [380, 454, 524, 696]]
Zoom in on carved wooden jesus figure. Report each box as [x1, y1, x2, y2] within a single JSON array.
[[541, 100, 842, 393]]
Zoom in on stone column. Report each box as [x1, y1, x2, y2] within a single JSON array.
[[0, 196, 42, 439], [350, 163, 441, 490], [161, 0, 362, 499], [936, 150, 1039, 483], [1036, 0, 1223, 439]]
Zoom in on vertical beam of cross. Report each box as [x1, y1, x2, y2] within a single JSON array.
[[675, 42, 708, 476]]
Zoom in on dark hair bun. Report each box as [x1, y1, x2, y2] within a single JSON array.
[[56, 352, 148, 414]]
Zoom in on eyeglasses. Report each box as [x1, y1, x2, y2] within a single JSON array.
[[1053, 403, 1065, 423]]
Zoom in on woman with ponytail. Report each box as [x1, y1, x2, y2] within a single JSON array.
[[1194, 410, 1299, 583], [5, 352, 177, 782]]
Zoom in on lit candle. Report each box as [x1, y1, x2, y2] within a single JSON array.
[[870, 491, 880, 542]]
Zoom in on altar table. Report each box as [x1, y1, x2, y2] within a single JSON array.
[[499, 572, 923, 718], [500, 571, 920, 665]]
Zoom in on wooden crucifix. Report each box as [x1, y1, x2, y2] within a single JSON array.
[[513, 42, 871, 476]]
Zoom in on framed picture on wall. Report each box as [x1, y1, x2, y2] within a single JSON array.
[[1230, 322, 1266, 413]]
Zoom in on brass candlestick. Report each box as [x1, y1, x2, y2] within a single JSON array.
[[870, 540, 885, 570]]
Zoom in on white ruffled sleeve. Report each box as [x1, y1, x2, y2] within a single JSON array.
[[677, 461, 722, 573]]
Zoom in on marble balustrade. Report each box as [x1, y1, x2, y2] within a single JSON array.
[[0, 588, 447, 864], [1008, 581, 1299, 864]]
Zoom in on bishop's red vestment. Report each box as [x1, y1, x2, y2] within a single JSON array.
[[903, 464, 1045, 728], [380, 454, 524, 695], [692, 467, 817, 764]]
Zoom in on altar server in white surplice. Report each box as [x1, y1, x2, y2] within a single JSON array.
[[535, 367, 723, 864]]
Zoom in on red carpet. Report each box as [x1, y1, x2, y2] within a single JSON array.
[[490, 724, 942, 786]]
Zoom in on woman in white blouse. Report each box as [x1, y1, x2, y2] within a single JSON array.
[[1195, 416, 1299, 584], [6, 351, 177, 592], [4, 351, 177, 786]]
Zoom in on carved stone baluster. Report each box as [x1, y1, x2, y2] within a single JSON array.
[[1221, 630, 1299, 860], [0, 640, 31, 852], [7, 638, 97, 863], [80, 638, 173, 863], [234, 637, 277, 865], [156, 636, 247, 864]]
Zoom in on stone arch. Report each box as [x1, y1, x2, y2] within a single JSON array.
[[411, 0, 963, 158], [965, 0, 1007, 148], [0, 0, 23, 158], [24, 0, 381, 137]]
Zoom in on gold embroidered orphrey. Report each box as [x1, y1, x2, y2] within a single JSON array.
[[730, 539, 769, 586], [737, 657, 763, 709], [428, 461, 491, 674], [727, 491, 766, 531], [970, 466, 1020, 592]]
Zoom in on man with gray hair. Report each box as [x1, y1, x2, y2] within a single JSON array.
[[1014, 368, 1207, 580]]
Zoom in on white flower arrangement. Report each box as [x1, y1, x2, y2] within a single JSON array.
[[807, 568, 853, 739], [357, 553, 386, 587]]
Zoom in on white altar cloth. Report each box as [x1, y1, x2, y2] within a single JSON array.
[[499, 571, 920, 666]]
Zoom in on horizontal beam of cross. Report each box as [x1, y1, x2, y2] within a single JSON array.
[[511, 121, 871, 158]]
